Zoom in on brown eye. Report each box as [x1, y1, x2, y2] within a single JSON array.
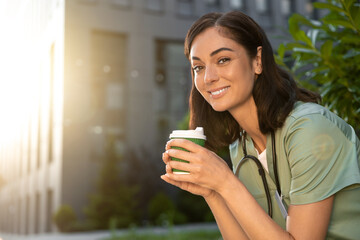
[[193, 65, 204, 73], [218, 58, 230, 64]]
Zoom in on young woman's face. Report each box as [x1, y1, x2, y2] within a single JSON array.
[[190, 27, 262, 113]]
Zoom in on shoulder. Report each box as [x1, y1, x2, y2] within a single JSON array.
[[282, 102, 357, 144], [288, 101, 345, 125], [280, 102, 360, 205]]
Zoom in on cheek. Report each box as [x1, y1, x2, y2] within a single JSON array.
[[194, 77, 208, 98], [194, 76, 203, 91]]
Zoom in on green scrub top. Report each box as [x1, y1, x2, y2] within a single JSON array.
[[229, 101, 360, 239]]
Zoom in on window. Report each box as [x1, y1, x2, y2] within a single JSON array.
[[109, 0, 131, 8], [176, 0, 194, 17], [35, 193, 40, 233], [281, 0, 295, 16], [306, 0, 320, 19], [106, 83, 124, 110], [145, 0, 164, 12], [155, 40, 191, 132], [48, 43, 55, 163], [26, 195, 30, 234], [91, 30, 127, 111], [77, 0, 98, 4], [204, 0, 221, 12], [19, 141, 23, 177], [27, 122, 32, 174], [229, 0, 245, 9], [91, 30, 127, 157], [36, 110, 41, 169], [255, 0, 269, 14], [18, 198, 22, 234], [46, 189, 53, 232]]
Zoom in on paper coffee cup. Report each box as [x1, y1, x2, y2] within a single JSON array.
[[169, 127, 206, 174]]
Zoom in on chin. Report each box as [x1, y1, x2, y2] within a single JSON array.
[[210, 104, 229, 112]]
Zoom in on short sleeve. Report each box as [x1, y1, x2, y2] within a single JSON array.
[[285, 113, 360, 205]]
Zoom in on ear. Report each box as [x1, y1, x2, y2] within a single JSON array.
[[254, 46, 262, 75]]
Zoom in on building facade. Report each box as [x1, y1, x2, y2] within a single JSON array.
[[0, 0, 315, 234], [0, 0, 65, 234]]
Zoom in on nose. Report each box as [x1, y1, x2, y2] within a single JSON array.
[[204, 65, 219, 84]]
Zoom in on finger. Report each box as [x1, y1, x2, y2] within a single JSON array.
[[165, 164, 173, 174], [164, 172, 194, 183], [168, 160, 198, 174], [160, 174, 184, 188], [166, 148, 196, 163], [166, 139, 204, 153], [161, 174, 190, 191], [162, 151, 170, 164], [160, 174, 193, 191]]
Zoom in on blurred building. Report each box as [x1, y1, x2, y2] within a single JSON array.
[[0, 0, 316, 235]]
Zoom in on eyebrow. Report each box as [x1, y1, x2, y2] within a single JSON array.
[[191, 47, 234, 61], [210, 47, 234, 56]]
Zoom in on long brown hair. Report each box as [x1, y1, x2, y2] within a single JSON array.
[[184, 11, 320, 151]]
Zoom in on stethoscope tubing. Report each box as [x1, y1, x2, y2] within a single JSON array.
[[235, 153, 273, 217], [234, 131, 281, 218]]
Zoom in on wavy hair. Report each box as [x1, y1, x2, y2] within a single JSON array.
[[184, 11, 320, 151]]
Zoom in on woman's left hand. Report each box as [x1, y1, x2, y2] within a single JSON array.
[[163, 138, 234, 194]]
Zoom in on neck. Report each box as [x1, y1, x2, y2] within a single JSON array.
[[229, 97, 267, 153]]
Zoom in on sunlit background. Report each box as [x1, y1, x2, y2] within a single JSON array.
[[0, 0, 318, 236]]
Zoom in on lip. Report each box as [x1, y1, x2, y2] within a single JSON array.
[[208, 86, 230, 99]]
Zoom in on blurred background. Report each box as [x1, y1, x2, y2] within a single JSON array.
[[0, 0, 333, 236]]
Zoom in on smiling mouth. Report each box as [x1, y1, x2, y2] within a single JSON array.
[[209, 87, 229, 97]]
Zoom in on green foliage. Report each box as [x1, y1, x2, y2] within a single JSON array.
[[123, 147, 167, 225], [275, 0, 360, 129], [84, 137, 139, 229], [177, 112, 190, 130], [176, 191, 215, 223], [148, 192, 187, 226], [108, 229, 222, 240], [53, 205, 77, 232]]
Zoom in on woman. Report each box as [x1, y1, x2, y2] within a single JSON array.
[[161, 11, 360, 239]]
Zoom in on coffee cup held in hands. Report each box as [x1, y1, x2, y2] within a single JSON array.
[[169, 127, 206, 174]]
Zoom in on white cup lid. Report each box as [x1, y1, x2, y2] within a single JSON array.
[[169, 127, 206, 140]]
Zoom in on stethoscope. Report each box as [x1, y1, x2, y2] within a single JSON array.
[[235, 130, 281, 218]]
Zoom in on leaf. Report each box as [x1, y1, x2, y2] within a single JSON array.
[[293, 47, 318, 55], [288, 14, 301, 39], [344, 0, 356, 10], [348, 85, 360, 93], [350, 3, 360, 28], [309, 29, 320, 46], [343, 49, 360, 59], [320, 40, 333, 59], [295, 30, 314, 46], [313, 2, 347, 14], [277, 43, 285, 59], [323, 18, 357, 30], [341, 35, 360, 44], [285, 42, 312, 50], [289, 13, 316, 28], [312, 65, 329, 73], [310, 19, 323, 27], [274, 55, 285, 67], [281, 0, 360, 132]]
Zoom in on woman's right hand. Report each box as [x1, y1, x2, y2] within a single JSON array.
[[161, 151, 215, 199]]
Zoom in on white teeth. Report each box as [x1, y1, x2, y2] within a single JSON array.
[[211, 87, 228, 96]]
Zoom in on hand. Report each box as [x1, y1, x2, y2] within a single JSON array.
[[161, 151, 214, 198], [161, 139, 234, 195]]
